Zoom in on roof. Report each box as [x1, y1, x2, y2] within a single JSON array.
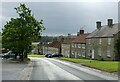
[[48, 40, 63, 48], [86, 23, 119, 38], [63, 38, 75, 44], [72, 33, 90, 43]]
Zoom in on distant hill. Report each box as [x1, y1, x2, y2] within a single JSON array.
[[33, 35, 76, 42]]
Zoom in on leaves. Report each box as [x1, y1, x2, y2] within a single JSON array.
[[2, 3, 45, 57]]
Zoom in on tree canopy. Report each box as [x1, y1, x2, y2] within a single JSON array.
[[2, 3, 45, 61]]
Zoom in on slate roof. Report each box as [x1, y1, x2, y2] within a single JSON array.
[[72, 33, 90, 43], [86, 23, 119, 38]]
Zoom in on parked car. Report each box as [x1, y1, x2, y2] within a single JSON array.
[[2, 51, 15, 59], [58, 53, 63, 57], [52, 53, 63, 57], [0, 53, 4, 58], [45, 54, 52, 58]]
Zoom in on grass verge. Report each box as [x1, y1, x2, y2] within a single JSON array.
[[28, 54, 45, 58], [59, 57, 119, 73]]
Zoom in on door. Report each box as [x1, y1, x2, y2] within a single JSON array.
[[92, 49, 94, 59]]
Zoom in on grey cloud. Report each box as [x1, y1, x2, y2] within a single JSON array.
[[1, 2, 118, 36]]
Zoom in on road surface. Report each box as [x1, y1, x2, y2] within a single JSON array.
[[30, 58, 118, 81]]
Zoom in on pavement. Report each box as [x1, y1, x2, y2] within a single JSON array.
[[2, 59, 28, 80]]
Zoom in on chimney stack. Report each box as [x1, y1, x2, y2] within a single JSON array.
[[68, 33, 71, 38], [80, 29, 84, 34], [77, 32, 79, 36], [96, 21, 101, 30], [108, 19, 113, 27]]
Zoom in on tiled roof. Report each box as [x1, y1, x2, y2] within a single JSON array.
[[86, 23, 119, 38], [72, 33, 90, 43], [63, 38, 75, 44], [48, 40, 63, 48]]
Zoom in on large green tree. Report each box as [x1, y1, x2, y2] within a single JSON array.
[[2, 3, 45, 61]]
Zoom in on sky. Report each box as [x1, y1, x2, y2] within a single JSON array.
[[0, 0, 119, 36]]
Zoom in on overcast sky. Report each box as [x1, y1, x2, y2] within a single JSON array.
[[1, 1, 119, 36]]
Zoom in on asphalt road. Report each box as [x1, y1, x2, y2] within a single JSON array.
[[30, 58, 118, 81]]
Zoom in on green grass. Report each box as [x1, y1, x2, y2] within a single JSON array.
[[28, 54, 45, 58], [59, 57, 119, 73]]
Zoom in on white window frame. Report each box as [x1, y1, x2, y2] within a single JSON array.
[[99, 38, 102, 44], [72, 51, 74, 55], [88, 39, 91, 44], [98, 48, 101, 56], [82, 44, 85, 49], [82, 51, 85, 57], [107, 48, 111, 57], [72, 44, 74, 47], [107, 38, 111, 45], [74, 44, 77, 48], [75, 52, 77, 58], [78, 44, 81, 48]]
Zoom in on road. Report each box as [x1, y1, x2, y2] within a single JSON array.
[[30, 58, 118, 81]]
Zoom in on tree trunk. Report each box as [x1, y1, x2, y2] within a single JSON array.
[[21, 51, 24, 61], [24, 52, 28, 58]]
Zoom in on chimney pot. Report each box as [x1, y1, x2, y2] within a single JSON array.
[[68, 33, 71, 38], [96, 21, 101, 30], [80, 29, 84, 34], [108, 19, 113, 27], [77, 32, 79, 36]]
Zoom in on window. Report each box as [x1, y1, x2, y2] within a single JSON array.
[[82, 51, 85, 57], [78, 51, 81, 56], [88, 39, 91, 44], [74, 44, 77, 48], [99, 38, 102, 44], [82, 44, 85, 49], [107, 48, 111, 57], [78, 44, 81, 48], [72, 44, 74, 47], [72, 51, 74, 55], [98, 48, 101, 56], [107, 38, 111, 45], [75, 52, 77, 58]]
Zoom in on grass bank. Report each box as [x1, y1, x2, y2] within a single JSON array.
[[28, 54, 45, 58], [59, 57, 119, 73]]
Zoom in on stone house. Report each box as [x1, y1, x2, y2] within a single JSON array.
[[43, 38, 64, 55], [86, 19, 119, 61], [61, 34, 75, 58], [71, 29, 90, 58]]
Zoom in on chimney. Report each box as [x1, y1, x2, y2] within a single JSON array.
[[80, 29, 84, 34], [77, 32, 79, 36], [68, 33, 71, 38], [108, 19, 113, 27], [96, 21, 101, 30]]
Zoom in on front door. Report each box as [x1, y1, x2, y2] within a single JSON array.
[[92, 49, 94, 59]]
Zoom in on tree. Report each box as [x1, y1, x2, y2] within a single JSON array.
[[2, 3, 45, 61], [114, 32, 120, 61]]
